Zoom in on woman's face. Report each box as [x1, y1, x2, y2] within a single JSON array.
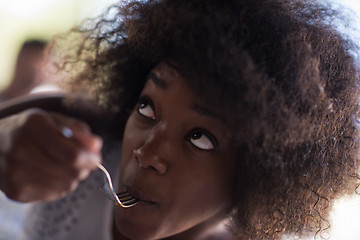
[[115, 63, 237, 239]]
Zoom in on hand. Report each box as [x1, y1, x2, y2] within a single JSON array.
[[0, 108, 102, 202]]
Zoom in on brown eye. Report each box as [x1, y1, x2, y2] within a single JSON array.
[[186, 129, 217, 150], [137, 98, 156, 120]]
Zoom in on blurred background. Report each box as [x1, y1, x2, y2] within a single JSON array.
[[0, 1, 118, 239], [0, 0, 360, 239], [0, 0, 359, 96], [0, 0, 118, 92]]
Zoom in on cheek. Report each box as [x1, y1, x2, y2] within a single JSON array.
[[164, 159, 235, 228], [121, 116, 140, 161], [119, 117, 139, 176], [187, 157, 236, 215], [187, 164, 234, 207]]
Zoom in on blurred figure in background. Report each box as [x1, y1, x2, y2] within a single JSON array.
[[0, 39, 61, 102], [0, 39, 61, 240]]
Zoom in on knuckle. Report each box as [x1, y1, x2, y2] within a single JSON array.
[[48, 192, 67, 201], [45, 191, 67, 202], [64, 180, 79, 193], [67, 150, 98, 169], [79, 170, 90, 180]]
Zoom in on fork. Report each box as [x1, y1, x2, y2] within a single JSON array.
[[97, 162, 139, 208], [59, 126, 138, 208]]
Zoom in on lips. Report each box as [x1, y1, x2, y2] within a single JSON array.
[[125, 184, 158, 205]]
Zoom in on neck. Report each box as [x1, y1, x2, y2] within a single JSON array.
[[112, 218, 233, 240]]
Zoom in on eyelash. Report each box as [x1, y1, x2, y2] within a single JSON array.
[[137, 96, 156, 120], [185, 128, 218, 151], [136, 96, 218, 151]]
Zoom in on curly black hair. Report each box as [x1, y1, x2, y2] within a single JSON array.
[[51, 0, 360, 239]]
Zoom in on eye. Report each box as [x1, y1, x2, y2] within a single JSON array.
[[186, 129, 218, 151], [137, 97, 156, 120]]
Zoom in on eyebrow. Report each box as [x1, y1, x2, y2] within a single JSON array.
[[148, 71, 224, 122], [148, 72, 168, 89], [191, 103, 225, 123]]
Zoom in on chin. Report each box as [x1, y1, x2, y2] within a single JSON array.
[[116, 226, 160, 240], [114, 210, 161, 240]]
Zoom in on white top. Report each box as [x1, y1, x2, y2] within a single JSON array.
[[9, 140, 122, 240]]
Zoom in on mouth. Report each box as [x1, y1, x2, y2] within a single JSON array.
[[115, 191, 139, 208], [124, 185, 158, 205]]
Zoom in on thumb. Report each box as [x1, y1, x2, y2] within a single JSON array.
[[60, 125, 103, 153], [52, 113, 103, 152]]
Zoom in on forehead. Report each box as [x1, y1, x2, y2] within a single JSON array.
[[146, 62, 227, 123], [149, 62, 231, 112], [150, 62, 184, 88]]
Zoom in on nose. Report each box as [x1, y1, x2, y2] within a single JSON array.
[[134, 128, 169, 175]]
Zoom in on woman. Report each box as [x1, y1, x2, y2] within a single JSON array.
[[0, 0, 359, 239]]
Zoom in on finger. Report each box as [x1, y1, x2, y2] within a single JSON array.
[[60, 127, 103, 154], [46, 132, 102, 170], [24, 110, 102, 152], [5, 161, 80, 202], [8, 138, 92, 181], [21, 113, 102, 170], [51, 112, 103, 152]]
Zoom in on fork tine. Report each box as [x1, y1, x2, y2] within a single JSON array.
[[60, 127, 139, 208], [117, 192, 136, 201], [121, 197, 138, 204], [117, 191, 131, 198], [117, 192, 139, 207], [119, 195, 132, 201], [97, 163, 138, 208]]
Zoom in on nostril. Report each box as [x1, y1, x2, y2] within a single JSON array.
[[133, 146, 167, 175], [153, 160, 167, 175], [149, 166, 157, 171]]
